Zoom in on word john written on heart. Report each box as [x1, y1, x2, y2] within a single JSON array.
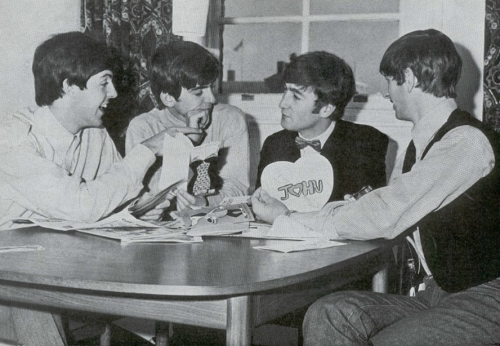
[[261, 155, 333, 212]]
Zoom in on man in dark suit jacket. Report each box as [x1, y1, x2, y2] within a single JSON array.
[[256, 51, 389, 202]]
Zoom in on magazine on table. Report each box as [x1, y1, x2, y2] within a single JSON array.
[[76, 227, 203, 243]]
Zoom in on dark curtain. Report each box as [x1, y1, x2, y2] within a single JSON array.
[[81, 0, 180, 154], [484, 0, 500, 132]]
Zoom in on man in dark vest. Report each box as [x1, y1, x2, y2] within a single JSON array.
[[256, 51, 389, 202], [252, 29, 500, 345]]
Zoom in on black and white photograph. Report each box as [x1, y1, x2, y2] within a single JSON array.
[[0, 1, 499, 345]]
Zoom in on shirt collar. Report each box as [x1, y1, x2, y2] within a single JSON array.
[[411, 98, 458, 156], [33, 106, 81, 148], [298, 121, 336, 150]]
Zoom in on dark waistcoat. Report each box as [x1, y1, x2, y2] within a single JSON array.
[[405, 109, 500, 293]]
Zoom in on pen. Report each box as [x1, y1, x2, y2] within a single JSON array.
[[0, 245, 44, 253]]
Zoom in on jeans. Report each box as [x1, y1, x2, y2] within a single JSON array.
[[303, 276, 500, 346]]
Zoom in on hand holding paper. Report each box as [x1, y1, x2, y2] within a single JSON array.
[[129, 179, 185, 218], [141, 127, 203, 156]]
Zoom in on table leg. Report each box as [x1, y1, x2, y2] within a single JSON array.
[[226, 296, 252, 346], [372, 264, 389, 293], [10, 307, 66, 346], [99, 323, 112, 346], [155, 321, 171, 346]]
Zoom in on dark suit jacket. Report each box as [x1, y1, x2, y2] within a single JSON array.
[[256, 120, 389, 202]]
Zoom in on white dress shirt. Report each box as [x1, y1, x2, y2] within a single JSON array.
[[0, 106, 155, 229], [126, 104, 250, 206], [274, 99, 495, 240], [298, 121, 336, 157]]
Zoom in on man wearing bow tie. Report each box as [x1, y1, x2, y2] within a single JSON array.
[[255, 51, 389, 202]]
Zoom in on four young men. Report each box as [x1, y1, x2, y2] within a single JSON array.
[[1, 26, 498, 345]]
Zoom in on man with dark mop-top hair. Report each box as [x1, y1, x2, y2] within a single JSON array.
[[126, 40, 250, 211]]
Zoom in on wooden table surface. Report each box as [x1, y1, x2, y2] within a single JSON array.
[[0, 227, 393, 346]]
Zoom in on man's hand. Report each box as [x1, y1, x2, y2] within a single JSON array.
[[251, 187, 289, 224], [175, 189, 208, 211], [185, 108, 211, 144], [137, 194, 173, 222], [141, 126, 203, 156]]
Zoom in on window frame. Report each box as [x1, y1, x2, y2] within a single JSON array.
[[219, 0, 400, 56]]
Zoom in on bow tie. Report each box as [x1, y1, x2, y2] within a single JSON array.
[[295, 137, 321, 152]]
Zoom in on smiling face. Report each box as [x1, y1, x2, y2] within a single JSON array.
[[72, 70, 117, 130], [167, 84, 216, 128], [279, 83, 332, 138]]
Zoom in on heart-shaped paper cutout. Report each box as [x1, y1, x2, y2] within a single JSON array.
[[261, 155, 334, 212]]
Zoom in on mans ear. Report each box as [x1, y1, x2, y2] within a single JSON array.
[[62, 79, 77, 98], [404, 68, 418, 92], [319, 104, 336, 119], [160, 92, 176, 107]]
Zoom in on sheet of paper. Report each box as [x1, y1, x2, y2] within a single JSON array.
[[221, 195, 252, 205], [254, 239, 346, 253], [11, 208, 160, 231], [158, 133, 221, 191], [190, 141, 220, 162], [158, 133, 192, 190], [186, 222, 249, 237]]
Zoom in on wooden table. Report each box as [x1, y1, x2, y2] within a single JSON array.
[[0, 227, 393, 346]]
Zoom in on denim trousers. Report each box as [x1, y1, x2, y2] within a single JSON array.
[[303, 276, 500, 346]]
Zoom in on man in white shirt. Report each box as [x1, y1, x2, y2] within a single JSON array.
[[0, 32, 200, 229], [126, 41, 250, 211], [252, 29, 500, 345]]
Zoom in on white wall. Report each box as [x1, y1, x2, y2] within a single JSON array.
[[0, 1, 80, 117], [400, 0, 486, 119]]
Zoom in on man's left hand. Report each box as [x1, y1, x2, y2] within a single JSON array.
[[251, 187, 289, 224]]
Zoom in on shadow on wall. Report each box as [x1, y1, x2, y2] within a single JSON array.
[[455, 43, 481, 117], [102, 60, 139, 156]]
